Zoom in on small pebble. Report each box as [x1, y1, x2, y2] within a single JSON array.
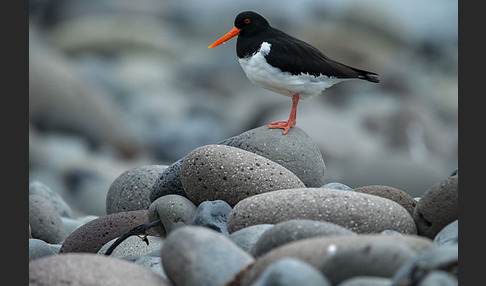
[[147, 194, 197, 236], [190, 200, 232, 235], [321, 182, 354, 191], [354, 185, 416, 215], [337, 276, 392, 286], [29, 195, 66, 244], [433, 220, 458, 246], [29, 239, 57, 261], [29, 181, 73, 218], [229, 224, 274, 253]]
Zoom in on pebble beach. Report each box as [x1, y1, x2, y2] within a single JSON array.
[[29, 1, 457, 285]]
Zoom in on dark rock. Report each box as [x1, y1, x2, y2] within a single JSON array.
[[106, 165, 167, 214], [354, 185, 417, 215], [181, 144, 305, 206], [190, 200, 232, 235], [29, 195, 66, 244], [251, 219, 356, 257], [227, 188, 417, 234], [413, 175, 458, 238], [161, 226, 254, 286], [150, 158, 187, 202]]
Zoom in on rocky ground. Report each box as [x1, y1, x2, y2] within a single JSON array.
[[29, 1, 458, 285]]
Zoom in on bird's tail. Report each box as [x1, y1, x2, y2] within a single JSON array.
[[358, 72, 379, 83]]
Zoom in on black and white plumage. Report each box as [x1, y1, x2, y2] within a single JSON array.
[[209, 11, 379, 134]]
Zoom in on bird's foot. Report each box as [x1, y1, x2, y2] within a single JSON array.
[[267, 120, 295, 135]]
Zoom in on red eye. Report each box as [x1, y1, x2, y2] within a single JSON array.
[[244, 18, 251, 24]]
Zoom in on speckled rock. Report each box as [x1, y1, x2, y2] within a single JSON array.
[[29, 195, 66, 244], [433, 220, 458, 246], [354, 185, 417, 215], [227, 188, 417, 234], [150, 158, 187, 202], [318, 241, 417, 284], [29, 253, 171, 285], [226, 234, 433, 286], [219, 125, 326, 187], [161, 226, 254, 286], [106, 165, 167, 214], [251, 258, 332, 286], [181, 144, 305, 206], [190, 200, 232, 235], [147, 194, 197, 236], [29, 181, 73, 218], [413, 175, 458, 238], [251, 219, 356, 257], [98, 235, 164, 257], [229, 224, 274, 253], [59, 210, 158, 253]]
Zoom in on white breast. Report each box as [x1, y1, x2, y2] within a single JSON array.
[[238, 42, 346, 99]]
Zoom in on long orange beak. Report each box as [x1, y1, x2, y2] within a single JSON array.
[[208, 27, 241, 49]]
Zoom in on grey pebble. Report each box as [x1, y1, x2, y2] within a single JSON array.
[[354, 185, 417, 216], [318, 241, 417, 285], [106, 165, 167, 214], [29, 253, 171, 285], [417, 271, 458, 286], [190, 200, 232, 235], [121, 255, 168, 280], [150, 158, 187, 202], [29, 195, 66, 244], [147, 194, 197, 236], [161, 226, 254, 286], [229, 224, 275, 253], [392, 244, 458, 285], [227, 188, 417, 234], [337, 276, 392, 286], [433, 220, 458, 246], [29, 181, 73, 218], [251, 219, 356, 257], [413, 175, 458, 238], [181, 144, 305, 206], [251, 258, 331, 286], [98, 235, 164, 258], [321, 182, 354, 191], [29, 238, 57, 261]]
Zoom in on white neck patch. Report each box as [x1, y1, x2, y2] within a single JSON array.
[[259, 42, 271, 56]]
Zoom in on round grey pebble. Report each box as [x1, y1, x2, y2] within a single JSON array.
[[181, 144, 305, 206], [161, 226, 254, 286], [219, 125, 326, 187], [433, 220, 458, 246], [354, 185, 417, 216], [321, 182, 354, 191], [106, 165, 168, 214], [417, 271, 458, 286], [147, 194, 197, 236], [150, 158, 187, 203], [29, 238, 57, 261], [98, 235, 164, 258], [318, 241, 417, 285], [190, 200, 232, 235], [337, 276, 392, 286], [29, 253, 171, 285], [392, 244, 458, 285], [251, 219, 356, 257], [229, 224, 274, 253], [251, 258, 331, 286], [29, 195, 66, 244], [227, 188, 417, 234], [29, 181, 73, 218], [413, 175, 458, 238]]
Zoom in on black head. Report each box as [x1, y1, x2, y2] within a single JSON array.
[[234, 11, 270, 37]]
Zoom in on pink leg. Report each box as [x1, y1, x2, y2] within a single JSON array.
[[267, 94, 299, 135]]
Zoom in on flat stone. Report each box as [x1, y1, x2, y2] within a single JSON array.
[[29, 253, 170, 285], [251, 258, 331, 286], [251, 219, 356, 257], [227, 234, 433, 286], [147, 194, 197, 236], [106, 165, 167, 214], [354, 185, 416, 215], [60, 210, 159, 253], [219, 125, 326, 187], [161, 226, 254, 286], [413, 175, 458, 238], [227, 188, 417, 234], [318, 241, 417, 284], [29, 195, 66, 244], [181, 144, 305, 206], [98, 235, 164, 258]]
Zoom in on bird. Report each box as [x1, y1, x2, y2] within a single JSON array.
[[208, 11, 379, 135]]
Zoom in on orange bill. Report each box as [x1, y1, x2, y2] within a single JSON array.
[[208, 27, 241, 49]]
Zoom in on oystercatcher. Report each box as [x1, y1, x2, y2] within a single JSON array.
[[209, 11, 379, 134]]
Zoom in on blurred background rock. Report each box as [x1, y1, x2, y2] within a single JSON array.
[[29, 0, 458, 216]]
